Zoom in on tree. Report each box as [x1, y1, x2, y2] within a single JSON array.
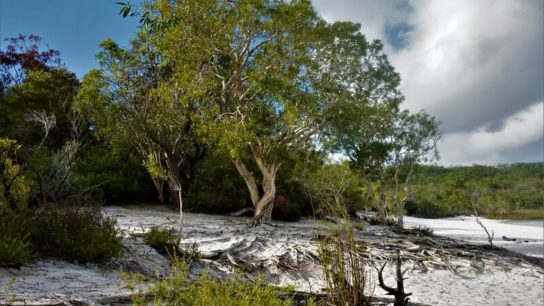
[[0, 34, 61, 89], [391, 111, 440, 228], [140, 0, 396, 226], [0, 35, 93, 205], [76, 30, 206, 241], [349, 102, 399, 223], [0, 68, 79, 149], [305, 161, 360, 213]]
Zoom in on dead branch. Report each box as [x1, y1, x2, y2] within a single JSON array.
[[377, 251, 412, 306], [471, 191, 495, 248], [26, 110, 56, 148]]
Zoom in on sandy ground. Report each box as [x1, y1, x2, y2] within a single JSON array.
[[1, 206, 542, 305], [404, 216, 544, 257]]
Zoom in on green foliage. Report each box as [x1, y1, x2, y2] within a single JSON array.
[[486, 208, 543, 220], [127, 258, 304, 306], [31, 205, 122, 263], [318, 202, 370, 306], [304, 162, 363, 215], [144, 226, 201, 264], [409, 225, 434, 237], [0, 210, 31, 267], [144, 226, 179, 256], [185, 150, 251, 214], [408, 163, 544, 218], [76, 141, 156, 203], [0, 138, 29, 210], [0, 69, 79, 149], [180, 243, 201, 266]]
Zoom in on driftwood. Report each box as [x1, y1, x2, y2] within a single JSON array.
[[377, 251, 412, 306]]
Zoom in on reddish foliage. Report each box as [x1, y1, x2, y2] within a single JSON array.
[[0, 34, 62, 88]]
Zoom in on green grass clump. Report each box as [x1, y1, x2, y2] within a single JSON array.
[[31, 206, 122, 263], [0, 211, 31, 267], [144, 226, 201, 265], [317, 203, 371, 306], [144, 226, 179, 256], [127, 259, 312, 306]]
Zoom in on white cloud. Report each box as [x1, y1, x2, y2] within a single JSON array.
[[312, 0, 543, 165], [391, 0, 543, 133], [312, 0, 410, 44]]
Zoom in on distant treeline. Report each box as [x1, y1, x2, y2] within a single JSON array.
[[406, 163, 544, 219]]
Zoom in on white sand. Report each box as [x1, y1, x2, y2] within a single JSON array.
[[404, 216, 544, 257], [1, 206, 542, 306]]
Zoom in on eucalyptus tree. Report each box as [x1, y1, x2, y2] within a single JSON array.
[[391, 110, 440, 228], [333, 39, 405, 223], [346, 102, 399, 223], [141, 0, 400, 226]]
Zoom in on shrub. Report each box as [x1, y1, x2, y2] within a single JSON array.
[[144, 226, 202, 265], [0, 138, 30, 211], [318, 203, 371, 306], [180, 243, 201, 266], [410, 225, 434, 236], [127, 259, 307, 306], [144, 226, 179, 256], [367, 215, 397, 226], [0, 211, 31, 267], [31, 205, 122, 262]]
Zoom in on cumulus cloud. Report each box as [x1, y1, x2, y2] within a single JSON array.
[[313, 0, 412, 45], [312, 0, 543, 165]]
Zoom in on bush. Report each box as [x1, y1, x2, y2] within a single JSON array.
[[31, 205, 122, 262], [404, 199, 454, 218], [127, 259, 306, 306], [409, 225, 434, 236], [367, 215, 397, 226], [0, 211, 31, 267], [318, 203, 371, 306], [180, 243, 201, 266], [144, 226, 179, 256], [144, 226, 201, 265], [0, 138, 30, 211]]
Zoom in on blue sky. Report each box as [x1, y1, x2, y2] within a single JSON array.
[[0, 0, 142, 78]]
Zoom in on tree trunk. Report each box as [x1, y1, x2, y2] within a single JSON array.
[[151, 176, 165, 204], [379, 177, 388, 224], [393, 168, 402, 228], [178, 188, 183, 240], [165, 153, 182, 207], [363, 178, 386, 223], [398, 163, 414, 229], [233, 158, 260, 206], [232, 156, 280, 227]]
